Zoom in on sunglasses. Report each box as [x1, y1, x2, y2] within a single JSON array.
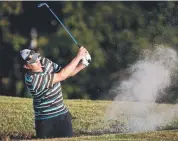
[[25, 51, 41, 64]]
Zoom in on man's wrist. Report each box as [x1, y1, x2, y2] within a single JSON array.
[[76, 55, 83, 61]]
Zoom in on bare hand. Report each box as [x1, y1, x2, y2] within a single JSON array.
[[77, 46, 88, 60]]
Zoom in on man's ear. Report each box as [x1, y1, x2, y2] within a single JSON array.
[[23, 64, 30, 69]]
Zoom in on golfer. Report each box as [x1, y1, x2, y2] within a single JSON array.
[[20, 46, 90, 139]]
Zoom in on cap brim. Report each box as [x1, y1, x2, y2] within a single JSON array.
[[27, 53, 40, 64]]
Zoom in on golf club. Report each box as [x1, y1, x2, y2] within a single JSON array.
[[37, 3, 80, 48], [37, 3, 91, 64]]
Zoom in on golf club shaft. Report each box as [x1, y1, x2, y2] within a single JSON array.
[[45, 5, 80, 48]]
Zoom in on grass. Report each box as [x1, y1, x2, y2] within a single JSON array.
[[0, 96, 178, 141], [23, 131, 178, 141]]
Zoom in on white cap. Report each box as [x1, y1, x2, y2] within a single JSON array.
[[20, 49, 40, 64]]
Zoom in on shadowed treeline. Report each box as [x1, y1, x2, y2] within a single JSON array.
[[1, 1, 178, 102]]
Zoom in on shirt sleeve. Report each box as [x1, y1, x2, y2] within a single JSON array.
[[52, 62, 62, 73], [42, 57, 62, 73]]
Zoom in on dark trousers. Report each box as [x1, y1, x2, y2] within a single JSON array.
[[35, 112, 73, 139]]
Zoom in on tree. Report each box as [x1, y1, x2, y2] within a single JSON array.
[[0, 1, 27, 96]]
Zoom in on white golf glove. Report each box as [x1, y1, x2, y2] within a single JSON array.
[[82, 53, 91, 66]]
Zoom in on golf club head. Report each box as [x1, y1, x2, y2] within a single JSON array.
[[37, 3, 49, 8]]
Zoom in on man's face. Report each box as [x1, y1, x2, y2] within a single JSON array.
[[24, 56, 42, 71]]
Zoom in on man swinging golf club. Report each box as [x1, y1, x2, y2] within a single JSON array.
[[20, 46, 91, 139]]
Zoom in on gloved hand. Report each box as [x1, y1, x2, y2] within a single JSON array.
[[82, 53, 91, 66]]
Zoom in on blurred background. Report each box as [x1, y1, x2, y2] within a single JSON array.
[[1, 1, 178, 102]]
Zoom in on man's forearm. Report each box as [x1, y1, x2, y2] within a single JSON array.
[[70, 63, 86, 76], [58, 56, 81, 79]]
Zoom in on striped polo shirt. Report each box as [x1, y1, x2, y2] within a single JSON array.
[[25, 57, 68, 120]]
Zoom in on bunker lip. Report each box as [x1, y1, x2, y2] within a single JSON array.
[[1, 128, 178, 140], [0, 131, 122, 140]]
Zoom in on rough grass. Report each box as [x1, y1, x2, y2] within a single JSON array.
[[0, 96, 178, 141], [21, 131, 178, 141]]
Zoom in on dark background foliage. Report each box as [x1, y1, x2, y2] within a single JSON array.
[[1, 1, 178, 102]]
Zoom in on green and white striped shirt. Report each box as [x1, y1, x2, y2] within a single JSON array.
[[25, 57, 68, 120]]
